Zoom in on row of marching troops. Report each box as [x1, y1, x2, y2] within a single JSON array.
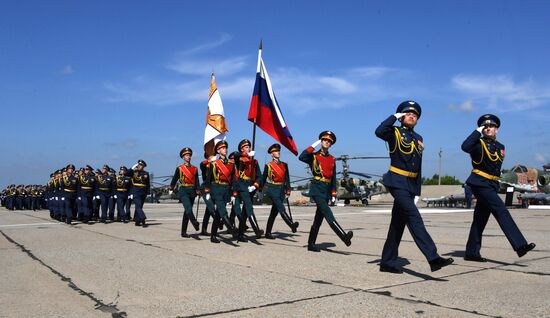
[[167, 100, 536, 273], [1, 184, 48, 211], [42, 159, 151, 226]]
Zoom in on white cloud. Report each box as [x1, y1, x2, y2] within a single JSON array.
[[448, 100, 476, 113], [451, 74, 550, 112], [535, 153, 548, 163], [177, 33, 233, 56], [166, 55, 249, 76], [347, 66, 400, 78], [62, 64, 73, 75]]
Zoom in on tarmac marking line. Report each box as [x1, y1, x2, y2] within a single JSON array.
[[0, 229, 127, 318], [0, 222, 61, 228]]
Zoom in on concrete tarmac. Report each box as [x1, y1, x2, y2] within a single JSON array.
[[1, 203, 548, 317]]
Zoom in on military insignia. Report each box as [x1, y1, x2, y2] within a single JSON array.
[[484, 115, 490, 118], [408, 101, 415, 105], [501, 149, 505, 158], [143, 174, 148, 179], [417, 140, 424, 152]]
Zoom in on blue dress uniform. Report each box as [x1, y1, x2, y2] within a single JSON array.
[[114, 167, 132, 222], [15, 185, 25, 210], [61, 164, 79, 224], [169, 147, 201, 237], [262, 143, 299, 239], [130, 159, 150, 226], [375, 101, 453, 273], [232, 139, 264, 239], [462, 114, 535, 260], [78, 166, 96, 223], [299, 131, 353, 252], [5, 185, 15, 210], [97, 165, 114, 222], [199, 157, 217, 235], [108, 168, 117, 221], [92, 170, 102, 220], [204, 141, 238, 243]]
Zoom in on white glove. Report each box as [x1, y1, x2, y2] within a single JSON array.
[[231, 196, 236, 205], [129, 194, 133, 199], [61, 197, 65, 201], [248, 185, 256, 192], [331, 196, 336, 203], [209, 156, 217, 162], [285, 194, 290, 199], [414, 196, 420, 204], [114, 195, 117, 199], [311, 139, 321, 148], [168, 190, 173, 195], [205, 193, 211, 201], [248, 150, 255, 157], [78, 197, 81, 200], [476, 126, 484, 133], [55, 196, 58, 200], [394, 112, 406, 119], [132, 164, 138, 169]]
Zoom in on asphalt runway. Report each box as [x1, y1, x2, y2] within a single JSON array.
[[1, 203, 548, 317]]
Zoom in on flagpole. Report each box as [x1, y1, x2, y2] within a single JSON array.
[[251, 39, 262, 153]]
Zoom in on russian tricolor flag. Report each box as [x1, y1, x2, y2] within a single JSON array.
[[248, 42, 298, 155]]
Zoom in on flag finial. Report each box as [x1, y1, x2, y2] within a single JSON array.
[[259, 39, 262, 50]]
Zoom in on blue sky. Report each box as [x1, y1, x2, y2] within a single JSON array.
[[1, 1, 550, 188]]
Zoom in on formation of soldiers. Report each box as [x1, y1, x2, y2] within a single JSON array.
[[1, 160, 152, 226], [0, 100, 537, 273], [1, 184, 47, 211]]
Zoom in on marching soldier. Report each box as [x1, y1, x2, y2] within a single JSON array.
[[5, 185, 15, 210], [92, 169, 102, 221], [15, 185, 25, 210], [114, 166, 132, 222], [232, 139, 264, 240], [108, 167, 117, 221], [199, 153, 217, 235], [375, 101, 453, 273], [130, 159, 150, 227], [461, 114, 536, 261], [97, 165, 114, 223], [169, 147, 201, 237], [61, 164, 78, 224], [204, 141, 238, 243], [78, 165, 96, 223], [299, 131, 353, 252], [262, 143, 299, 239]]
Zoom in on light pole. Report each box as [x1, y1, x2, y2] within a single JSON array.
[[438, 148, 442, 186]]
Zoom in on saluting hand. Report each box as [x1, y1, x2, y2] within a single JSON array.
[[248, 150, 255, 157], [311, 139, 321, 148], [476, 126, 484, 133], [394, 112, 406, 119]]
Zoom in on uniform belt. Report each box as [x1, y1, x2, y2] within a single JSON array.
[[472, 169, 500, 181], [116, 188, 128, 192], [239, 176, 251, 181], [389, 166, 418, 178], [133, 183, 146, 187], [180, 183, 195, 187], [313, 176, 331, 183], [81, 186, 93, 190], [99, 187, 111, 191], [268, 181, 284, 185], [213, 181, 229, 185], [64, 189, 76, 193]]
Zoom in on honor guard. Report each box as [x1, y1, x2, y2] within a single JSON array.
[[204, 141, 238, 243], [300, 131, 353, 252], [97, 165, 114, 223], [232, 139, 264, 240], [262, 143, 299, 239], [461, 114, 535, 261], [78, 165, 96, 223], [198, 153, 217, 235], [169, 147, 201, 237], [114, 166, 132, 222], [107, 167, 117, 221], [130, 159, 150, 226], [375, 101, 453, 273], [61, 164, 78, 224], [92, 169, 102, 220], [5, 185, 15, 210]]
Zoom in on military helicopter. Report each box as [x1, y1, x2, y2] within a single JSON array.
[[300, 155, 388, 206]]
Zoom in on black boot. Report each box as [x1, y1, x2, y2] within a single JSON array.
[[328, 220, 353, 247], [307, 224, 321, 252], [249, 215, 264, 239], [201, 208, 211, 235], [280, 209, 299, 233], [181, 214, 189, 237], [188, 213, 200, 231], [237, 214, 248, 242], [221, 215, 238, 239], [210, 216, 220, 243], [265, 206, 277, 239]]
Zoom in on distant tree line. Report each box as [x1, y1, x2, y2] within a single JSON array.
[[422, 174, 462, 185]]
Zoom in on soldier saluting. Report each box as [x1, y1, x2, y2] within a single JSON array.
[[262, 143, 299, 239], [299, 131, 353, 252], [375, 101, 453, 273], [169, 147, 201, 237], [130, 159, 150, 227], [461, 114, 535, 261]]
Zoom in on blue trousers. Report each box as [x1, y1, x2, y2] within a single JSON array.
[[80, 195, 93, 218], [116, 193, 128, 220], [133, 193, 147, 221], [63, 193, 76, 222], [466, 185, 528, 256], [99, 192, 111, 220], [381, 187, 439, 267]]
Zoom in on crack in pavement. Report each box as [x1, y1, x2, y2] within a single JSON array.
[[0, 230, 127, 318]]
